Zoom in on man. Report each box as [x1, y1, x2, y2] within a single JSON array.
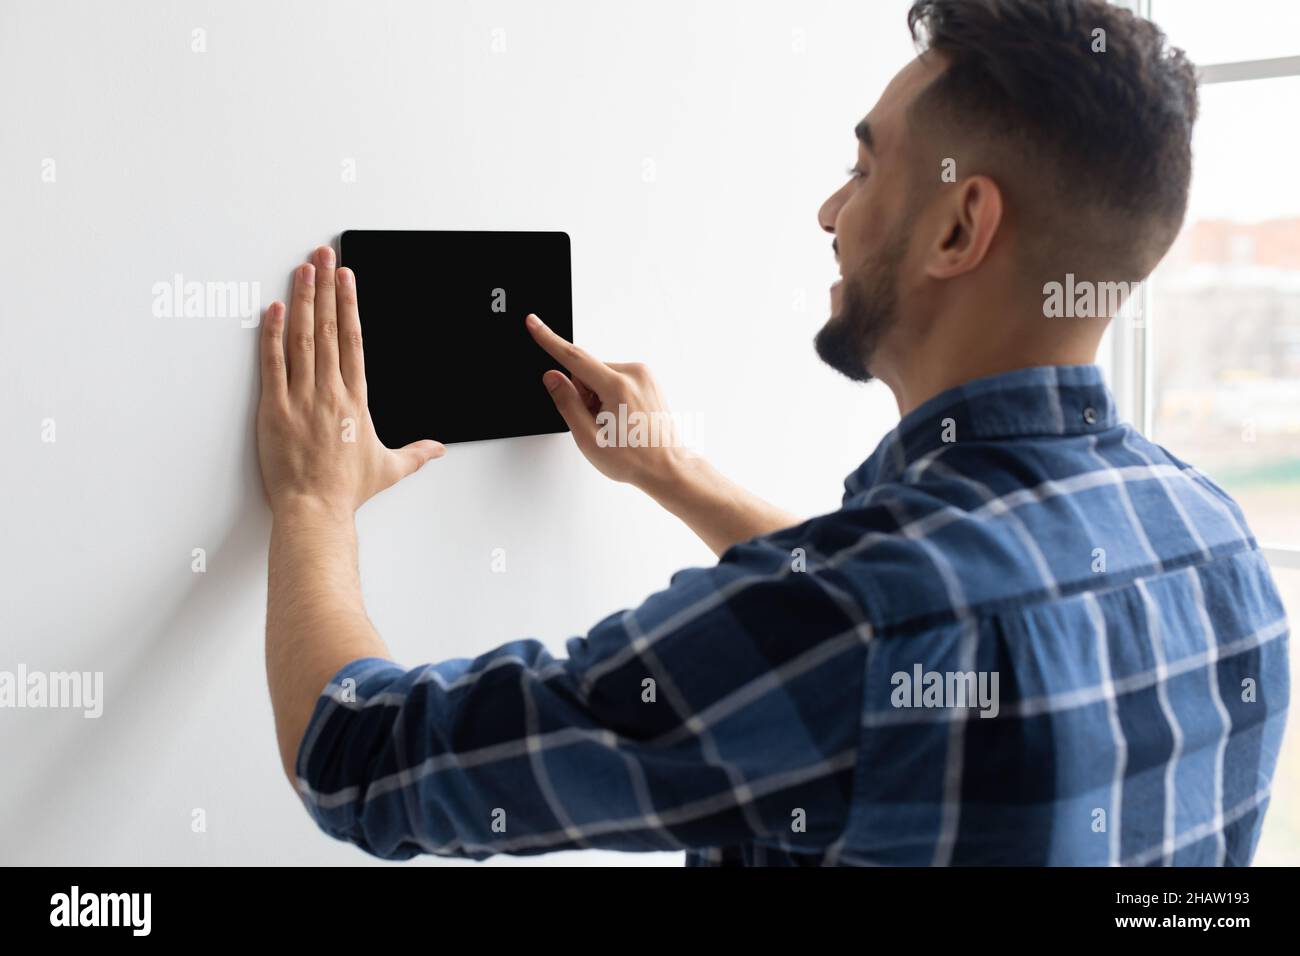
[[258, 0, 1289, 865]]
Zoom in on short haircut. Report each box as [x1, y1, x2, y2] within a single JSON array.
[[905, 0, 1199, 280]]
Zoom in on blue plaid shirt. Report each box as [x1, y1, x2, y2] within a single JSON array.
[[295, 364, 1290, 865]]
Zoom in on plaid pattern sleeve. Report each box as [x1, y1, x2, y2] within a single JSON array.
[[295, 363, 1290, 865], [293, 534, 873, 861]]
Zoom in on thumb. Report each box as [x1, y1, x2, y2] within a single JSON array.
[[543, 370, 597, 441], [393, 439, 446, 479]]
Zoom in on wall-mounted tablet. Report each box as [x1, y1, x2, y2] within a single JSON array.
[[340, 229, 573, 446]]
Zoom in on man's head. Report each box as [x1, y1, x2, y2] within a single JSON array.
[[815, 0, 1198, 404]]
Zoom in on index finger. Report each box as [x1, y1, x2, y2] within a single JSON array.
[[336, 266, 366, 393], [524, 313, 616, 393]]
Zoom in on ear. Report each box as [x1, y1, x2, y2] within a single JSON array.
[[923, 174, 1004, 280]]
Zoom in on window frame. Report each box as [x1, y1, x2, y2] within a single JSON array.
[[1110, 0, 1300, 570]]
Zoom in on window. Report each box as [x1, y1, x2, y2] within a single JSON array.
[[1113, 1, 1300, 565], [1148, 74, 1300, 557], [1148, 0, 1300, 66], [1116, 0, 1300, 865]]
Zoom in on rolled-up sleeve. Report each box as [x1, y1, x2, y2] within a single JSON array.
[[294, 532, 872, 861]]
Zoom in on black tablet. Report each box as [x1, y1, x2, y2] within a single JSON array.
[[339, 229, 574, 446]]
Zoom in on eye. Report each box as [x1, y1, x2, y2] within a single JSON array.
[[845, 165, 867, 181]]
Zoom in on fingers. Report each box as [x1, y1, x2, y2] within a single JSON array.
[[311, 246, 342, 388], [543, 370, 598, 443], [288, 261, 316, 394], [525, 313, 617, 394], [336, 266, 366, 392], [260, 302, 287, 404]]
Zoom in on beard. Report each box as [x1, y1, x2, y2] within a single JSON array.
[[813, 227, 908, 383]]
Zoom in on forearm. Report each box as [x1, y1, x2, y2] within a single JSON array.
[[265, 496, 392, 783], [640, 454, 801, 557]]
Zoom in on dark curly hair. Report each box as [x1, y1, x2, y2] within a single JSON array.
[[905, 0, 1199, 278]]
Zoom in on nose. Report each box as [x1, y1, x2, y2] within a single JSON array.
[[818, 187, 845, 235]]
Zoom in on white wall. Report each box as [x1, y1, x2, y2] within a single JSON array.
[[0, 0, 913, 865]]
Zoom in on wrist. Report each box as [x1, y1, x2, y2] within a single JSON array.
[[637, 448, 712, 508], [270, 493, 355, 528]]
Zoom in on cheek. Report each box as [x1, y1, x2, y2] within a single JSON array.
[[835, 191, 883, 266]]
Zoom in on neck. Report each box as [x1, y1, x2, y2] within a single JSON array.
[[879, 328, 1102, 418]]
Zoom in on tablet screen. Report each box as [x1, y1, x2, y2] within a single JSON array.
[[340, 230, 573, 446]]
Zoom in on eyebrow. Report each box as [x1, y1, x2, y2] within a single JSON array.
[[855, 118, 876, 154]]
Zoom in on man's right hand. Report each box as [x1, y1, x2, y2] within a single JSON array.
[[525, 312, 801, 557], [525, 312, 687, 494]]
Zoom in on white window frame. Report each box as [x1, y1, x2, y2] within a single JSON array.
[[1110, 0, 1300, 571]]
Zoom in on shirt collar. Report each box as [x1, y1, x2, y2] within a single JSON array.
[[842, 364, 1118, 502]]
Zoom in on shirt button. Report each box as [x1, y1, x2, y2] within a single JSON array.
[[1082, 406, 1098, 425]]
